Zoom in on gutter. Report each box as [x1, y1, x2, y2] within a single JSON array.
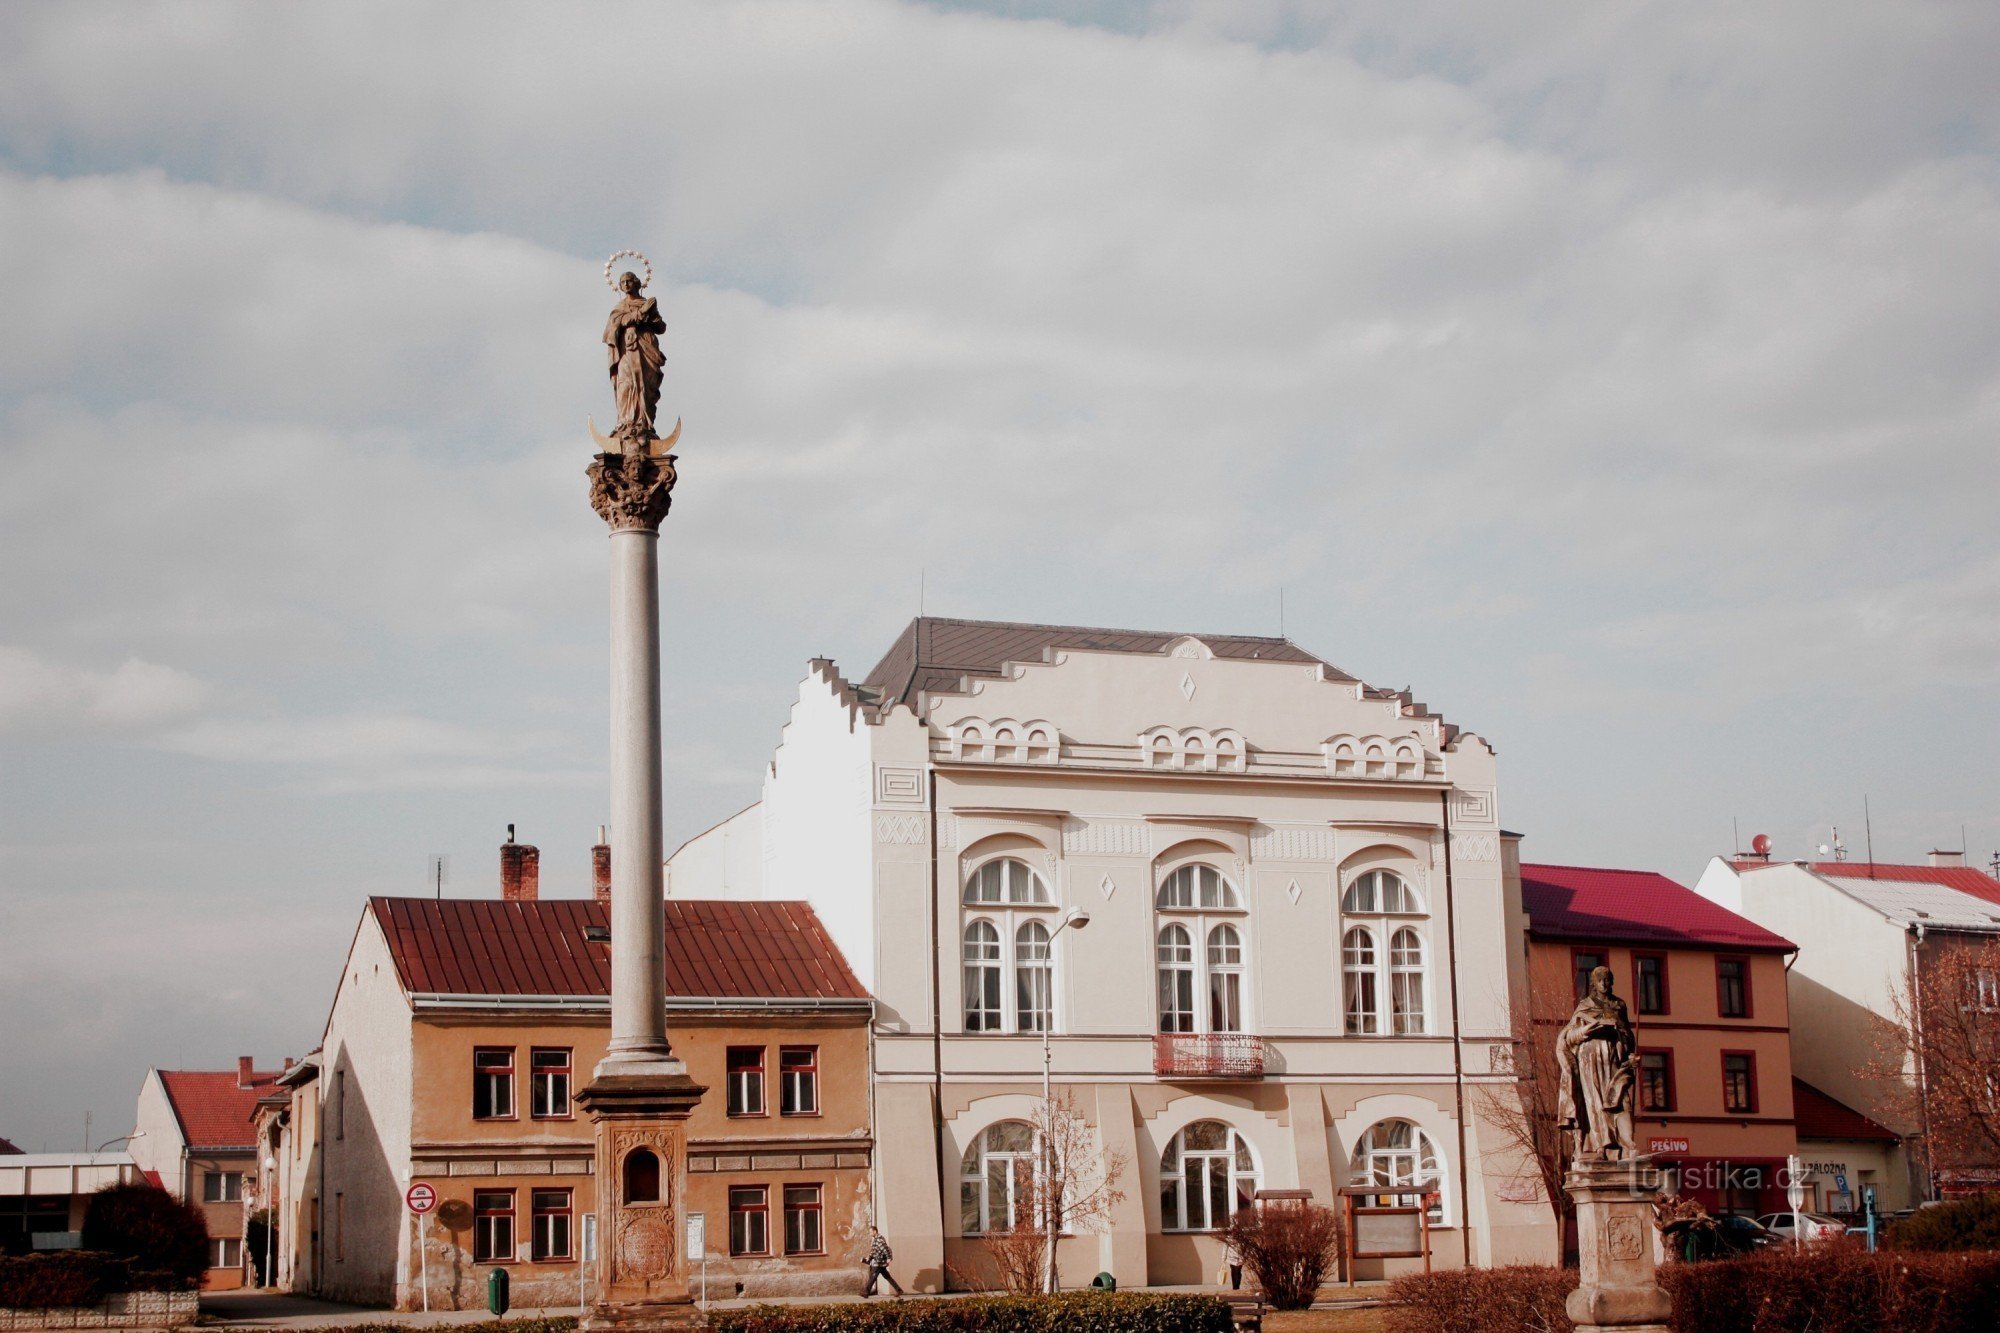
[[927, 767, 948, 1265], [1440, 791, 1472, 1267], [408, 993, 872, 1012]]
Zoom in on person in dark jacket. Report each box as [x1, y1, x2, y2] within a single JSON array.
[[862, 1226, 904, 1297]]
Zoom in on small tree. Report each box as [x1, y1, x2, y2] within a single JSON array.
[[1473, 975, 1573, 1261], [1862, 933, 2000, 1189], [976, 1089, 1127, 1295], [1222, 1202, 1342, 1309], [81, 1183, 208, 1290]]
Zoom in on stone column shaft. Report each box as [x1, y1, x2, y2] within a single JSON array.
[[606, 525, 668, 1064]]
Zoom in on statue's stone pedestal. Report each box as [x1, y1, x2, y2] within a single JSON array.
[[1565, 1157, 1670, 1331], [577, 1069, 707, 1332]]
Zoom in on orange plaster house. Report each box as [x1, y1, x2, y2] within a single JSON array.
[[1520, 863, 1799, 1217], [131, 1060, 288, 1289], [308, 872, 874, 1309]]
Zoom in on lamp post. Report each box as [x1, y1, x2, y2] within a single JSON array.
[[263, 1155, 277, 1289], [1042, 908, 1090, 1294], [92, 1131, 144, 1153]]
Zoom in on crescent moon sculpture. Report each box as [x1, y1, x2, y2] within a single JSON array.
[[588, 415, 682, 458]]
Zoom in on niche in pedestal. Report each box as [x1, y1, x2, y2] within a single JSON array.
[[577, 1072, 706, 1329]]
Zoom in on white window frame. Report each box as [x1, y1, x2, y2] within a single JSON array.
[[1339, 869, 1429, 1036], [962, 857, 1060, 1034], [1159, 1121, 1261, 1233], [1158, 923, 1197, 1033], [1155, 863, 1249, 1035], [1350, 1119, 1446, 1223], [960, 1120, 1039, 1235]]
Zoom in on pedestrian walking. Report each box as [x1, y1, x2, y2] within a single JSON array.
[[1225, 1233, 1244, 1290], [862, 1225, 904, 1297]]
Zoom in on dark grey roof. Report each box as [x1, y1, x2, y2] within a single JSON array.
[[859, 616, 1359, 712]]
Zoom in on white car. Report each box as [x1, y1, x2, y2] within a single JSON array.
[[1756, 1211, 1848, 1243]]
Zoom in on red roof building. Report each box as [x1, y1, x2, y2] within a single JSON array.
[[130, 1056, 287, 1289], [1520, 863, 1799, 1219]]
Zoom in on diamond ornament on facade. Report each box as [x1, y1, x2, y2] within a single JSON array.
[[1179, 672, 1196, 701], [1099, 873, 1116, 901], [1286, 879, 1303, 905]]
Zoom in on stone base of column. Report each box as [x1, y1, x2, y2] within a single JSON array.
[[1564, 1156, 1671, 1330], [577, 1071, 708, 1331]]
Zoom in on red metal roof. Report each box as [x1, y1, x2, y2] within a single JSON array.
[[156, 1069, 282, 1152], [0, 1137, 22, 1155], [1521, 863, 1795, 951], [1792, 1079, 1899, 1142], [368, 897, 869, 1002], [1730, 859, 2000, 911]]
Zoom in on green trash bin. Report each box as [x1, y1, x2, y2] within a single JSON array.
[[1091, 1271, 1117, 1291], [487, 1265, 511, 1316]]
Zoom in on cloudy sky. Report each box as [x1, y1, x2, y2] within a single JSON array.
[[3, 0, 1997, 1150]]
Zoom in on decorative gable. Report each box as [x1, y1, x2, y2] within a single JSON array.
[[1139, 725, 1248, 773], [949, 717, 1060, 764], [1323, 732, 1426, 780]]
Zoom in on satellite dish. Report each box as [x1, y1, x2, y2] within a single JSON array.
[[1751, 833, 1772, 855]]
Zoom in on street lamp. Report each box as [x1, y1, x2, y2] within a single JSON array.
[[1042, 907, 1090, 1294], [93, 1131, 144, 1153], [263, 1155, 277, 1289]]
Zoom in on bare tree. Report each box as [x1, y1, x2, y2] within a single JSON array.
[[1864, 933, 2000, 1189], [1473, 974, 1572, 1261], [976, 1089, 1127, 1294]]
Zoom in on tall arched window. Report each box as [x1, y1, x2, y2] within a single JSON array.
[[1160, 1121, 1260, 1232], [1390, 928, 1427, 1035], [1157, 924, 1195, 1033], [960, 1121, 1037, 1235], [1015, 920, 1052, 1033], [1155, 863, 1247, 1034], [1350, 1120, 1444, 1222], [1343, 927, 1378, 1036], [963, 922, 1002, 1031], [962, 857, 1061, 1033], [1340, 868, 1428, 1036], [1207, 924, 1243, 1033]]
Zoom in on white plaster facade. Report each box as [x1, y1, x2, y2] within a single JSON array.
[[668, 619, 1552, 1288]]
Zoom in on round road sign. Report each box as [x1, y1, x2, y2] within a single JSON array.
[[406, 1182, 439, 1214]]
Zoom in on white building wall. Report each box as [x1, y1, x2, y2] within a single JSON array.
[[664, 802, 763, 899], [131, 1072, 190, 1199]]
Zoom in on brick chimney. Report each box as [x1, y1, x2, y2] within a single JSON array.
[[592, 824, 612, 902], [501, 825, 540, 902], [1929, 849, 1965, 868], [237, 1056, 254, 1089]]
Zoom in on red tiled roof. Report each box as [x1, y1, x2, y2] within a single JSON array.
[[1793, 1079, 1899, 1142], [0, 1137, 23, 1155], [1730, 859, 2000, 905], [1521, 863, 1795, 951], [368, 897, 869, 1002], [157, 1069, 282, 1152], [860, 616, 1354, 711]]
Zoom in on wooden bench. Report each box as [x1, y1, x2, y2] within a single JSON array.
[[1222, 1292, 1266, 1331]]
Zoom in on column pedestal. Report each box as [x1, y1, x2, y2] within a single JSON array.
[[576, 1073, 707, 1331], [1564, 1158, 1671, 1331]]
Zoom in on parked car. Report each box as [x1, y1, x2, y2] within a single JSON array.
[[1756, 1211, 1848, 1243], [1665, 1212, 1777, 1261]]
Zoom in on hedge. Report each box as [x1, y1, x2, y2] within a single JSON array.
[[0, 1253, 136, 1309], [1386, 1266, 1572, 1333], [1888, 1194, 2000, 1252], [708, 1292, 1235, 1332]]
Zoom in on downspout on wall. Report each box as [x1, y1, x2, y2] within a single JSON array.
[[1440, 790, 1473, 1266]]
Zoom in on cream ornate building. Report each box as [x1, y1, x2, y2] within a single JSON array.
[[668, 617, 1552, 1288]]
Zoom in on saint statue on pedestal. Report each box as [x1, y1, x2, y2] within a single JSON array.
[[1557, 965, 1640, 1162], [605, 268, 667, 445]]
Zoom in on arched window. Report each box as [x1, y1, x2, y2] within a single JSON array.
[[1351, 1120, 1443, 1222], [1341, 869, 1428, 1036], [963, 922, 1002, 1031], [1343, 927, 1378, 1036], [1157, 924, 1195, 1033], [1015, 920, 1052, 1034], [965, 858, 1051, 905], [623, 1147, 660, 1204], [1157, 864, 1240, 910], [1207, 924, 1243, 1033], [1160, 1121, 1260, 1232], [1390, 928, 1426, 1035], [960, 1121, 1037, 1235], [1155, 864, 1248, 1034], [1342, 869, 1422, 914]]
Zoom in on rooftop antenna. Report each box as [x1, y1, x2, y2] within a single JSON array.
[[1732, 816, 1740, 857], [428, 853, 449, 900], [1819, 827, 1847, 862], [1278, 587, 1286, 638], [1864, 795, 1876, 877], [918, 568, 926, 618]]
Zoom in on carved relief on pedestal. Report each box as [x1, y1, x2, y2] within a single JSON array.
[[1605, 1213, 1644, 1261], [618, 1211, 677, 1276], [588, 451, 678, 532], [602, 1123, 683, 1286]]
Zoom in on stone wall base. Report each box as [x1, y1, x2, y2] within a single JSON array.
[[0, 1290, 199, 1330]]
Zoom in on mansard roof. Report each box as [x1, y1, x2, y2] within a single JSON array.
[[860, 616, 1356, 712]]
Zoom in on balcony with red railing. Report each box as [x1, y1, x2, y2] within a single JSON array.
[[1153, 1033, 1265, 1080]]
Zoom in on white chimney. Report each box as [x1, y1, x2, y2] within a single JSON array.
[[1928, 849, 1964, 868]]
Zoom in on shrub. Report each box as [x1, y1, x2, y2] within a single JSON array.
[[1887, 1194, 2000, 1252], [708, 1291, 1234, 1332], [1660, 1247, 2000, 1333], [80, 1182, 208, 1290], [1222, 1202, 1342, 1309], [0, 1252, 134, 1309], [1386, 1266, 1573, 1333]]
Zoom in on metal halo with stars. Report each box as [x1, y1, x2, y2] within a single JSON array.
[[603, 249, 653, 291]]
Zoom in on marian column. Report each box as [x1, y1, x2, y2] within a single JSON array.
[[577, 251, 705, 1331]]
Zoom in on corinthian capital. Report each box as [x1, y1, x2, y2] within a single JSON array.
[[588, 451, 678, 532]]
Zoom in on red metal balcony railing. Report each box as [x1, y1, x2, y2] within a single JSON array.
[[1153, 1033, 1265, 1079]]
